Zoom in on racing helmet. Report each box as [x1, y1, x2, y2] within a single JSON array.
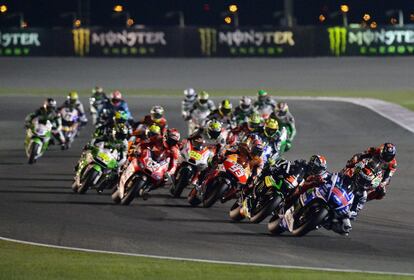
[[68, 91, 79, 104], [150, 105, 164, 122], [251, 139, 264, 158], [247, 112, 262, 132], [379, 143, 396, 162], [164, 128, 181, 147], [219, 99, 232, 116], [198, 91, 209, 105], [43, 98, 57, 112], [206, 120, 222, 139], [114, 110, 128, 124], [276, 102, 289, 115], [308, 155, 327, 176], [112, 123, 129, 141], [240, 96, 252, 111], [264, 118, 279, 138], [110, 90, 123, 106], [92, 86, 103, 94], [184, 88, 196, 100], [354, 166, 376, 190], [147, 124, 161, 138]]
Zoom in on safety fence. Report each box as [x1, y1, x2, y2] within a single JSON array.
[[1, 26, 413, 57]]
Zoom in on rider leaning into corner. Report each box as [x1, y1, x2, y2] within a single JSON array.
[[186, 120, 226, 187], [25, 98, 66, 149], [344, 143, 397, 218], [270, 102, 296, 151], [130, 125, 181, 194]]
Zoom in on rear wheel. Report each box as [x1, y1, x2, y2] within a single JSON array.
[[121, 179, 145, 206], [250, 195, 283, 224], [170, 167, 192, 198], [292, 202, 329, 237], [78, 169, 100, 194], [28, 142, 39, 164]]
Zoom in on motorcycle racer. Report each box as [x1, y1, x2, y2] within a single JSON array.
[[188, 91, 216, 115], [133, 105, 168, 138], [182, 88, 197, 119], [25, 98, 66, 149], [99, 90, 133, 125], [254, 90, 277, 116], [186, 91, 216, 135], [89, 86, 109, 125], [258, 118, 283, 164], [234, 96, 255, 125], [270, 102, 296, 151], [208, 99, 236, 137], [229, 112, 263, 145], [58, 91, 88, 125], [345, 143, 397, 201]]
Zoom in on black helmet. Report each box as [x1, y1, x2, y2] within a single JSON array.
[[251, 140, 264, 158], [379, 143, 396, 162], [308, 155, 327, 176], [43, 98, 57, 112], [165, 128, 180, 147]]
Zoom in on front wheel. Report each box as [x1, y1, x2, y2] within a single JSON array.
[[250, 195, 283, 224], [120, 179, 146, 206], [202, 180, 224, 208], [78, 169, 100, 194], [28, 142, 40, 164], [170, 167, 192, 198], [292, 202, 329, 237]]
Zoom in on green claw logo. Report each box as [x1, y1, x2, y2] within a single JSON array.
[[328, 27, 347, 56], [198, 28, 217, 56]]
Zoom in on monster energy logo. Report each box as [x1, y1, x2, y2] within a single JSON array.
[[328, 27, 347, 56], [198, 28, 217, 56], [72, 28, 90, 56]]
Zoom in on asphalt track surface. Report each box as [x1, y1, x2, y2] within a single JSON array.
[[0, 94, 413, 274], [1, 57, 414, 91]]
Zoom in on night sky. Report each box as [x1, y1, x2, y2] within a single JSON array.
[[1, 0, 413, 28]]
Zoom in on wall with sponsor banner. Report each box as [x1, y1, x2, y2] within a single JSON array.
[[1, 26, 413, 57]]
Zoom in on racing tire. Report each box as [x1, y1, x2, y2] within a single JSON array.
[[28, 142, 39, 164], [120, 179, 145, 206], [250, 196, 283, 224], [78, 169, 99, 194], [203, 181, 224, 208], [291, 202, 329, 237], [170, 167, 192, 198]]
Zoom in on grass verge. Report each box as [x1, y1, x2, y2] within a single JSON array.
[[0, 240, 412, 280], [1, 88, 413, 111]]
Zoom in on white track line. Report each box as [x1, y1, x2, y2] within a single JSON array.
[[2, 96, 413, 276], [1, 236, 413, 277]]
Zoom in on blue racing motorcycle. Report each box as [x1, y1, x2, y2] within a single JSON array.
[[267, 173, 354, 236]]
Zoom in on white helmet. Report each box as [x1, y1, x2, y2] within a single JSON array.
[[184, 88, 196, 100], [240, 96, 252, 111]]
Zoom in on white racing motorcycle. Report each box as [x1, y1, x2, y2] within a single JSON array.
[[24, 118, 53, 164]]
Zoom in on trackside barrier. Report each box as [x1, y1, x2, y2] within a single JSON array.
[[1, 26, 413, 57]]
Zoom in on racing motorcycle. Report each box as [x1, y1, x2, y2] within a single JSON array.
[[170, 138, 215, 198], [60, 107, 80, 149], [188, 108, 210, 136], [89, 97, 107, 126], [72, 143, 119, 194], [25, 118, 52, 164], [268, 173, 354, 236], [187, 153, 251, 208], [112, 148, 170, 206], [229, 160, 305, 223]]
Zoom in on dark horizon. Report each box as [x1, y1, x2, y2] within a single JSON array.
[[0, 0, 413, 28]]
